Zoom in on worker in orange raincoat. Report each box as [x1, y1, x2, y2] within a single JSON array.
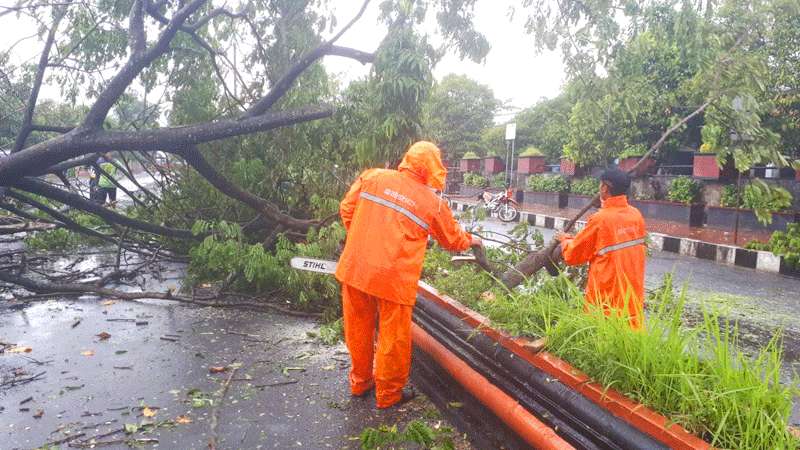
[[556, 168, 647, 329], [335, 141, 482, 409]]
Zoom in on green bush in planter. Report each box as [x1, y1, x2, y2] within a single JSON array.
[[569, 178, 599, 196], [527, 174, 569, 192], [462, 151, 481, 160], [720, 185, 742, 208], [667, 176, 701, 204], [463, 172, 487, 187], [519, 147, 544, 157], [742, 181, 793, 225], [490, 173, 507, 188], [618, 144, 648, 160]]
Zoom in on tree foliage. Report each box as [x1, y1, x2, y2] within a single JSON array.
[[422, 73, 499, 159]]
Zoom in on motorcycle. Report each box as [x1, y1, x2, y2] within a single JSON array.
[[477, 188, 519, 222]]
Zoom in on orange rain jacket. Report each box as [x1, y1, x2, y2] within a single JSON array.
[[559, 195, 647, 328], [335, 142, 473, 305]]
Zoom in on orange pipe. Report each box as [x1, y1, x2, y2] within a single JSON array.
[[411, 323, 575, 450]]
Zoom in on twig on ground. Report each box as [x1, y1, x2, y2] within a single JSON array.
[[208, 366, 239, 450]]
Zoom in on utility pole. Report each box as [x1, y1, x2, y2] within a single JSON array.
[[505, 123, 516, 187]]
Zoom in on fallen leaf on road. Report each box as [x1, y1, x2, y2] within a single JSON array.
[[209, 366, 228, 373], [175, 415, 192, 425], [96, 332, 111, 340], [115, 350, 127, 355], [448, 401, 463, 408], [124, 423, 139, 434], [33, 409, 44, 418], [282, 367, 306, 376], [81, 350, 95, 357], [101, 300, 116, 306], [321, 364, 336, 371], [7, 346, 32, 353], [142, 407, 156, 417]]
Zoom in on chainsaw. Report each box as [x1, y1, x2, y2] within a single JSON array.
[[290, 243, 495, 276]]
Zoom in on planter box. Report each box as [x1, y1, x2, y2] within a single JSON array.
[[483, 156, 504, 175], [692, 153, 737, 181], [630, 199, 704, 227], [559, 158, 584, 177], [619, 157, 655, 177], [706, 206, 797, 233], [567, 194, 597, 211], [459, 158, 481, 173], [415, 283, 710, 449], [523, 191, 567, 209], [517, 156, 546, 175]]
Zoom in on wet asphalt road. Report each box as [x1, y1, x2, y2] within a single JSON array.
[[0, 298, 463, 450]]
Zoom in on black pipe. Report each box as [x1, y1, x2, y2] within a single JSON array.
[[414, 294, 669, 450], [413, 307, 601, 449]]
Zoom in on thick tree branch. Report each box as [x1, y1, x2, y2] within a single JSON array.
[[13, 178, 195, 239], [242, 0, 372, 118], [81, 0, 208, 128], [179, 145, 318, 232], [0, 105, 334, 184], [5, 189, 117, 245], [12, 6, 68, 153], [129, 0, 146, 55]]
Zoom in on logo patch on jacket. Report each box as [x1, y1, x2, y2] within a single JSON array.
[[383, 188, 417, 208]]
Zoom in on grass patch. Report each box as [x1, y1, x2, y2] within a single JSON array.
[[422, 247, 798, 449]]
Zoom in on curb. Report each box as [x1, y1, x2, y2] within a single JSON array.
[[450, 200, 800, 279]]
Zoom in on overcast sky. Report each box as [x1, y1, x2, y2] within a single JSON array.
[[2, 0, 566, 118], [325, 0, 565, 117]]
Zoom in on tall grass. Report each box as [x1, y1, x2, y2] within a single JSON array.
[[423, 249, 798, 449]]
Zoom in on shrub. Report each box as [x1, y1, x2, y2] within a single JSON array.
[[618, 144, 648, 159], [519, 147, 544, 157], [188, 220, 345, 317], [742, 181, 793, 225], [719, 185, 742, 208], [461, 151, 480, 159], [462, 172, 487, 187], [752, 223, 800, 268], [526, 174, 569, 192], [569, 177, 599, 196], [490, 173, 507, 188], [667, 176, 701, 204]]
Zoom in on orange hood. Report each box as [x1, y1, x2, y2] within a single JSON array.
[[398, 141, 447, 191]]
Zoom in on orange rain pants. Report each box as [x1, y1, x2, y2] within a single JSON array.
[[335, 141, 472, 407], [559, 194, 647, 329], [341, 284, 413, 407]]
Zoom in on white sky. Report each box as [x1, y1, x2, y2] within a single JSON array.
[[325, 0, 565, 117], [1, 0, 565, 118]]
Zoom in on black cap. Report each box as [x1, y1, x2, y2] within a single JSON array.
[[600, 168, 631, 196]]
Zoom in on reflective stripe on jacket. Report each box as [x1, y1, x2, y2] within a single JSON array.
[[336, 143, 472, 305], [560, 195, 647, 328]]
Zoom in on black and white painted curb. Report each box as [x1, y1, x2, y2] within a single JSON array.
[[450, 200, 800, 279]]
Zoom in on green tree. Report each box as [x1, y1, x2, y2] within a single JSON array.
[[422, 74, 499, 160]]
